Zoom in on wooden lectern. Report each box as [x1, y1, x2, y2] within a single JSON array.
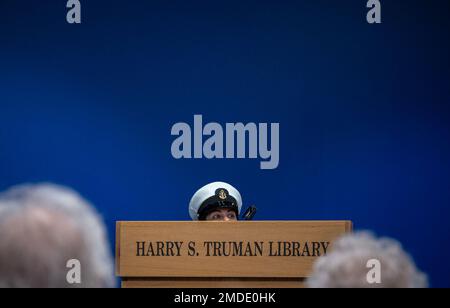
[[116, 221, 352, 288]]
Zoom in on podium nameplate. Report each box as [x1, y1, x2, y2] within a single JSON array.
[[116, 221, 352, 288]]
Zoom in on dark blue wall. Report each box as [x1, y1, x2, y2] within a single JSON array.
[[1, 0, 449, 287]]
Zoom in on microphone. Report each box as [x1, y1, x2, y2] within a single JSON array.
[[242, 205, 257, 221]]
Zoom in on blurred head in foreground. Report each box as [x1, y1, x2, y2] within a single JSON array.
[[306, 232, 428, 288], [0, 183, 115, 288]]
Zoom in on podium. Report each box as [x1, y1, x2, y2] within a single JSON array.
[[116, 221, 352, 288]]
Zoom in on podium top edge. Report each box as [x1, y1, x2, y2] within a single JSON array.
[[116, 221, 353, 232], [116, 220, 353, 224]]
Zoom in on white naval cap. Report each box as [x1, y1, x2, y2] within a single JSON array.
[[189, 182, 243, 221]]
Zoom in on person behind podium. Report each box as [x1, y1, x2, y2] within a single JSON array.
[[0, 183, 115, 288], [189, 182, 242, 221]]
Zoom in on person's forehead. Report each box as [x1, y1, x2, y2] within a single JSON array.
[[210, 208, 235, 214]]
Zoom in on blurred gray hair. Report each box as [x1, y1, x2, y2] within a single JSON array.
[[306, 232, 428, 288], [0, 183, 115, 288]]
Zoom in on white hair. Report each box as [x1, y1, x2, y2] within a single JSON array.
[[306, 231, 428, 288], [0, 183, 115, 288]]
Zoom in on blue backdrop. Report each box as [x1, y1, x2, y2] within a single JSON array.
[[1, 0, 449, 287]]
